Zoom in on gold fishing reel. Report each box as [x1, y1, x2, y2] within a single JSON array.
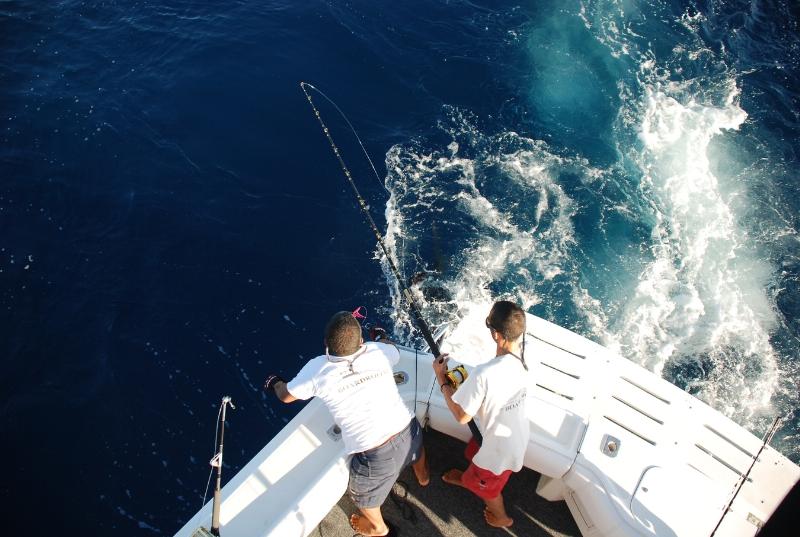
[[445, 364, 469, 389]]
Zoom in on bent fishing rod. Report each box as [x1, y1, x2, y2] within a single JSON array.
[[300, 82, 483, 444], [299, 82, 441, 357]]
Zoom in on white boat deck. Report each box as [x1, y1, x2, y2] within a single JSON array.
[[174, 310, 799, 537], [315, 428, 581, 537]]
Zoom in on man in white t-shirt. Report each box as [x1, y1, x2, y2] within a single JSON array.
[[432, 300, 529, 528], [264, 311, 429, 537]]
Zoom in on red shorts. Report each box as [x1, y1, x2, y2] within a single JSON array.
[[460, 437, 512, 500]]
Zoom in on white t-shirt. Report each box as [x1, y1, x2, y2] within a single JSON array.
[[452, 354, 530, 475], [286, 341, 413, 454]]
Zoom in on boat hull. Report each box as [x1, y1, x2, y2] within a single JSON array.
[[174, 311, 799, 537]]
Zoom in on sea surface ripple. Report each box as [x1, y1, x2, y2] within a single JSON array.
[[1, 1, 798, 534]]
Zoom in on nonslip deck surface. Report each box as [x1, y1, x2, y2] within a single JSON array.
[[314, 429, 581, 537]]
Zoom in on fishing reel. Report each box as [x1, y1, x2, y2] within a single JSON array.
[[444, 364, 469, 389]]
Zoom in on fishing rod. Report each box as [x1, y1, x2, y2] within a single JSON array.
[[300, 82, 441, 357], [709, 415, 782, 537], [199, 395, 235, 536], [300, 82, 483, 444]]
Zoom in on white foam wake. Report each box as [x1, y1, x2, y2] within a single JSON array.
[[381, 109, 588, 346], [382, 1, 789, 434], [608, 79, 780, 420], [575, 0, 785, 423]]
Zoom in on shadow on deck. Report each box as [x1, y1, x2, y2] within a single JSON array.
[[314, 428, 581, 537]]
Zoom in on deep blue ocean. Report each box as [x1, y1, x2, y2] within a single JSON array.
[[2, 0, 799, 534]]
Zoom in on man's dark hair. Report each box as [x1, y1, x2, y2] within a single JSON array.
[[487, 300, 526, 341], [325, 311, 362, 356]]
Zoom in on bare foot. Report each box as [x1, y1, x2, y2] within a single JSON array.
[[349, 514, 389, 536], [484, 507, 514, 528], [412, 447, 430, 486], [442, 468, 464, 487], [413, 462, 430, 487], [415, 468, 430, 486]]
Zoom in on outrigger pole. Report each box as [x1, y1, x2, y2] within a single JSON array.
[[709, 415, 783, 537], [300, 83, 483, 444]]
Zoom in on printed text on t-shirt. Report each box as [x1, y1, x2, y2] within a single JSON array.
[[337, 370, 390, 392], [502, 389, 527, 413]]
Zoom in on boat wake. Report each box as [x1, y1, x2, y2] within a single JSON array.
[[381, 1, 799, 461]]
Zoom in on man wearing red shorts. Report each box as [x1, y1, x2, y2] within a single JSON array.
[[433, 301, 530, 528]]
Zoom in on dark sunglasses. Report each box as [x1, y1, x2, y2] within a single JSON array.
[[485, 317, 496, 332]]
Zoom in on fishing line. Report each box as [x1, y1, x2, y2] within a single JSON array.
[[300, 81, 441, 356], [300, 82, 388, 193], [301, 82, 483, 444]]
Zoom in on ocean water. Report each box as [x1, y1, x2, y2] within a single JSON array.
[[1, 0, 798, 534]]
